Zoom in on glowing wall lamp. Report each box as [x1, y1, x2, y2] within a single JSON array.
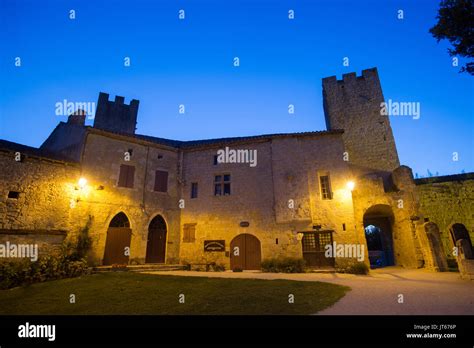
[[346, 181, 355, 191], [78, 177, 88, 189]]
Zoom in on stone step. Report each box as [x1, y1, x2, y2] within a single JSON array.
[[306, 267, 336, 273], [92, 264, 187, 273]]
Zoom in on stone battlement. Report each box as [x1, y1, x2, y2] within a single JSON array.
[[93, 92, 139, 135]]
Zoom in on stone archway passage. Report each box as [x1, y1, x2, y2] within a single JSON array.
[[230, 234, 261, 270], [145, 215, 167, 263], [363, 204, 395, 268], [103, 212, 132, 266]]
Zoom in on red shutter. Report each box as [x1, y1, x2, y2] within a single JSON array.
[[126, 166, 135, 188], [154, 170, 168, 192], [118, 165, 135, 188], [118, 165, 128, 187]]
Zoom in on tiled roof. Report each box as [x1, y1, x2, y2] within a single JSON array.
[[134, 129, 345, 149], [0, 139, 77, 163]]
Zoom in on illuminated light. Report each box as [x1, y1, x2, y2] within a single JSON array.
[[346, 181, 355, 191], [78, 177, 87, 189]]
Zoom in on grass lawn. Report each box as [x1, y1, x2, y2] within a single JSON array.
[[0, 272, 349, 315]]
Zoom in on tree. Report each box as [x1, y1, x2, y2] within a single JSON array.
[[430, 0, 474, 75]]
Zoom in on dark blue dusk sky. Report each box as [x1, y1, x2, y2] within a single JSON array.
[[1, 0, 473, 176]]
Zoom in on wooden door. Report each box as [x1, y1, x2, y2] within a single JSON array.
[[302, 231, 335, 268], [230, 234, 261, 270], [146, 216, 167, 263], [103, 227, 132, 265]]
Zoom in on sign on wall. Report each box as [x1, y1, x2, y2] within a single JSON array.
[[204, 240, 225, 252]]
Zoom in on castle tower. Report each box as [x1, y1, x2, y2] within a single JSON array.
[[93, 92, 139, 134], [322, 68, 400, 172]]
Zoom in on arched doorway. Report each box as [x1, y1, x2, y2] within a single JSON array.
[[103, 212, 132, 265], [146, 215, 167, 263], [449, 223, 473, 259], [363, 204, 395, 268], [424, 222, 447, 270], [230, 234, 261, 270]]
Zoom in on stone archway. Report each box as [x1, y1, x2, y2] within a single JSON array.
[[363, 204, 395, 268], [103, 212, 132, 265], [449, 223, 473, 260], [424, 222, 448, 271]]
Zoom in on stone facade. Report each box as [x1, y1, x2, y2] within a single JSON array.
[[1, 68, 472, 273], [415, 174, 474, 270], [0, 145, 80, 255]]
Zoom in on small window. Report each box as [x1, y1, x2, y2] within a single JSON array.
[[214, 174, 231, 196], [8, 191, 20, 199], [154, 170, 168, 192], [319, 175, 332, 200], [213, 155, 218, 165], [118, 164, 135, 188], [183, 223, 196, 243], [191, 182, 198, 199]]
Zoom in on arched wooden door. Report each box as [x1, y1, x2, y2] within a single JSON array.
[[103, 212, 132, 265], [146, 215, 167, 263], [230, 234, 261, 270]]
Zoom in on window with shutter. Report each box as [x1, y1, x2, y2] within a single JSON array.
[[319, 174, 332, 200], [154, 170, 168, 192], [183, 223, 196, 243], [118, 164, 135, 188]]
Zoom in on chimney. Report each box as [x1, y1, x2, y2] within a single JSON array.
[[67, 109, 86, 126]]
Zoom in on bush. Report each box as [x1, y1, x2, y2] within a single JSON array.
[[0, 227, 92, 289], [336, 262, 369, 275], [209, 263, 226, 272], [261, 257, 306, 273]]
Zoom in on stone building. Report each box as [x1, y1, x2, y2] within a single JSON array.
[[1, 67, 473, 275]]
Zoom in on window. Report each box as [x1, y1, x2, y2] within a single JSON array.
[[154, 170, 168, 192], [183, 223, 196, 243], [118, 164, 135, 188], [191, 182, 198, 199], [213, 155, 218, 165], [8, 191, 20, 199], [214, 174, 231, 196], [319, 174, 332, 199]]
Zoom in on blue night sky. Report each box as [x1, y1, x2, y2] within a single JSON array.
[[1, 0, 473, 176]]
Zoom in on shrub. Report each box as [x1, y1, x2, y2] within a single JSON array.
[[261, 257, 306, 273], [0, 230, 91, 290], [336, 262, 369, 275], [209, 263, 226, 272]]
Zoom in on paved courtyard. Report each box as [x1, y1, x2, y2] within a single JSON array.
[[143, 267, 474, 315]]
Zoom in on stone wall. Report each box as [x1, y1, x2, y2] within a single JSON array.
[[75, 131, 182, 265], [0, 149, 80, 255], [415, 175, 474, 265], [179, 133, 360, 269]]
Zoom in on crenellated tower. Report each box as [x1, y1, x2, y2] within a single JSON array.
[[322, 67, 400, 172], [93, 92, 139, 134]]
